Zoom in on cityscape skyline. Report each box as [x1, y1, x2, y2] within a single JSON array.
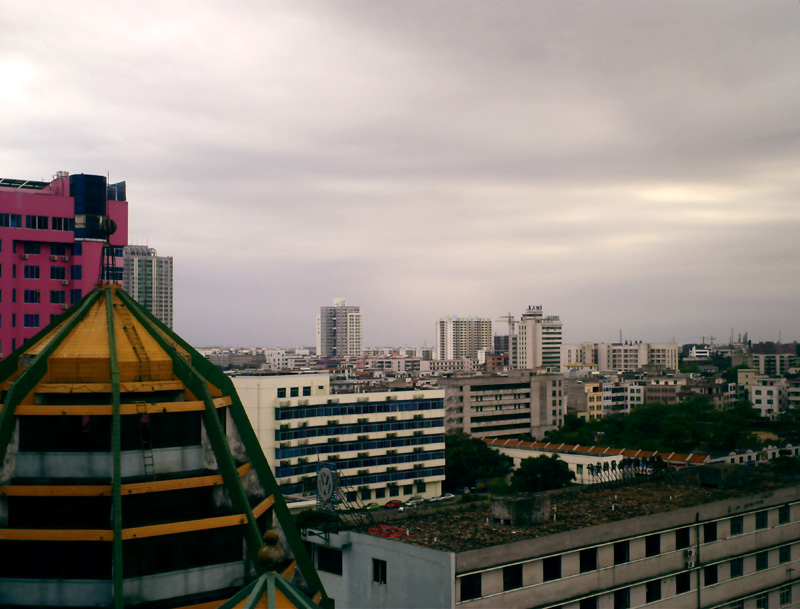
[[2, 2, 799, 349]]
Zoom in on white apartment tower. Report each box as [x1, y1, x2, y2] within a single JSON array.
[[121, 245, 173, 328], [513, 305, 562, 371], [435, 315, 492, 360], [317, 298, 363, 358]]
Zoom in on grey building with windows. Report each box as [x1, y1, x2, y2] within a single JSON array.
[[303, 469, 800, 609], [316, 298, 362, 358], [122, 245, 173, 328]]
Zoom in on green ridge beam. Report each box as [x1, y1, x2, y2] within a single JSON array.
[[243, 574, 269, 609], [116, 292, 265, 563], [0, 289, 102, 466], [115, 290, 330, 607], [105, 287, 125, 608]]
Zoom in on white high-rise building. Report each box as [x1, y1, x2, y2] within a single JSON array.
[[435, 315, 492, 360], [513, 305, 562, 371], [122, 245, 173, 328], [316, 298, 363, 358]]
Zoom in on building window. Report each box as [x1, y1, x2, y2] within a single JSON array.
[[23, 314, 39, 328], [50, 290, 66, 304], [503, 564, 522, 591], [277, 388, 286, 398], [756, 551, 769, 571], [50, 266, 66, 280], [23, 265, 40, 279], [372, 558, 387, 584], [460, 573, 481, 601], [756, 510, 769, 530], [25, 215, 48, 229], [756, 594, 769, 609], [543, 556, 561, 581], [317, 546, 342, 575], [579, 597, 597, 609], [731, 557, 744, 578], [704, 522, 717, 543], [303, 386, 311, 396], [416, 481, 426, 493], [645, 580, 661, 603], [375, 488, 385, 499], [23, 242, 41, 255], [360, 488, 371, 501], [23, 290, 40, 304], [780, 545, 791, 564], [730, 515, 743, 536], [389, 486, 399, 497], [580, 548, 597, 572], [676, 571, 691, 594], [645, 534, 660, 557], [780, 586, 792, 606], [704, 564, 718, 586], [676, 527, 691, 549], [614, 541, 629, 565], [779, 505, 791, 525], [404, 485, 413, 495], [70, 265, 82, 280], [290, 387, 299, 398], [69, 289, 82, 304], [614, 588, 631, 609], [51, 242, 67, 255]]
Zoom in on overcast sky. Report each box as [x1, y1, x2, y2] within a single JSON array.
[[2, 1, 799, 348]]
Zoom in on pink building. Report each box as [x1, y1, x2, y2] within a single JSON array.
[[0, 171, 128, 358]]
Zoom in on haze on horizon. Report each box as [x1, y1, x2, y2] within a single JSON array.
[[2, 1, 799, 349]]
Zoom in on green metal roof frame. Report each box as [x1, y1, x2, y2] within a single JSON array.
[[216, 571, 321, 609], [114, 290, 329, 608]]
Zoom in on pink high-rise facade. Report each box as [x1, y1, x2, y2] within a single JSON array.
[[0, 171, 128, 358]]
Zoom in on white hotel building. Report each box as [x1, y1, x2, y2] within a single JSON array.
[[232, 373, 445, 502]]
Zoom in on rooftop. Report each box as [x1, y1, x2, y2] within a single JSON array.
[[356, 471, 796, 553]]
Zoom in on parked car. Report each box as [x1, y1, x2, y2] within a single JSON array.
[[406, 496, 425, 506], [384, 499, 403, 509], [364, 503, 381, 511], [439, 493, 456, 502]]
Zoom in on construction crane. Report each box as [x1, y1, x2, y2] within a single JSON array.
[[497, 313, 516, 338]]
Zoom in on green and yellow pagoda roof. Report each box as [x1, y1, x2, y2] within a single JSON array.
[[0, 284, 329, 609]]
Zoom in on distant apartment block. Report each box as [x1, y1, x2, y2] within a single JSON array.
[[317, 298, 362, 358], [439, 370, 565, 440], [122, 245, 173, 328], [435, 315, 492, 360], [513, 305, 562, 371], [233, 374, 445, 501], [562, 342, 679, 372], [0, 171, 128, 358], [750, 378, 788, 419]]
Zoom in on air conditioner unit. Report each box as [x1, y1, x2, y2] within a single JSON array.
[[21, 254, 29, 260], [685, 560, 695, 569], [62, 256, 69, 261], [61, 280, 69, 286], [685, 548, 695, 558], [50, 255, 58, 261], [61, 304, 68, 310]]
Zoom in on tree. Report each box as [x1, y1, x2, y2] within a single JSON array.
[[444, 431, 513, 491], [511, 455, 575, 493]]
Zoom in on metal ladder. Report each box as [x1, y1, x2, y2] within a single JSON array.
[[136, 401, 156, 479]]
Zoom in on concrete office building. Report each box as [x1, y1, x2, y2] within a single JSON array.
[[304, 468, 800, 609], [514, 305, 562, 372], [233, 374, 445, 501], [439, 370, 565, 440], [122, 245, 173, 328], [562, 342, 679, 373], [317, 298, 362, 358], [0, 171, 128, 358], [435, 315, 493, 361]]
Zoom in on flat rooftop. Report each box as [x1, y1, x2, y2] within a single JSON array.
[[357, 472, 795, 553]]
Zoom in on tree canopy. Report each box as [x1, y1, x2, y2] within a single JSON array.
[[511, 455, 575, 493], [545, 398, 763, 454], [444, 431, 512, 491]]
